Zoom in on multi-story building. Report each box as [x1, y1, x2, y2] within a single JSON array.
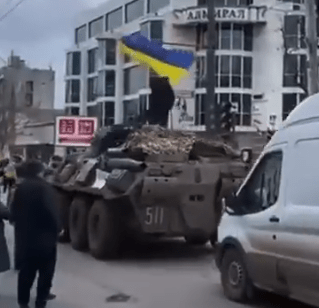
[[65, 0, 312, 131], [0, 52, 60, 161]]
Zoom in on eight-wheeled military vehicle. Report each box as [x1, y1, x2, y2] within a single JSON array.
[[45, 125, 253, 260]]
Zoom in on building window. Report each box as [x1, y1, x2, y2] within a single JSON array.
[[140, 21, 163, 43], [104, 39, 116, 65], [214, 0, 253, 5], [88, 48, 98, 74], [75, 24, 87, 44], [123, 99, 139, 124], [195, 56, 206, 88], [26, 81, 33, 93], [214, 55, 252, 88], [87, 104, 103, 127], [220, 93, 251, 126], [87, 77, 98, 102], [197, 23, 253, 51], [150, 21, 163, 43], [282, 0, 305, 3], [147, 0, 169, 13], [282, 93, 306, 120], [65, 107, 79, 115], [106, 7, 123, 30], [65, 80, 80, 103], [104, 102, 115, 126], [25, 93, 33, 107], [195, 94, 206, 125], [284, 15, 306, 49], [220, 23, 253, 51], [125, 0, 144, 23], [283, 54, 307, 87], [139, 95, 148, 123], [124, 66, 147, 95], [105, 70, 115, 96], [195, 93, 252, 126], [89, 16, 104, 38], [66, 52, 81, 76]]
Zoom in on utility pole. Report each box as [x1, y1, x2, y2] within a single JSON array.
[[206, 0, 219, 134], [306, 0, 319, 95]]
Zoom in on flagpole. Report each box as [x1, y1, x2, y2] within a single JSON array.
[[206, 0, 219, 134]]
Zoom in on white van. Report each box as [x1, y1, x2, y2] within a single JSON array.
[[215, 93, 319, 307]]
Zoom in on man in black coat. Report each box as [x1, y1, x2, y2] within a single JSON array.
[[10, 161, 60, 308]]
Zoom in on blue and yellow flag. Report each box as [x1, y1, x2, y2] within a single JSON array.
[[119, 32, 194, 86]]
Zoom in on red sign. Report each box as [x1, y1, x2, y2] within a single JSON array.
[[56, 116, 98, 147]]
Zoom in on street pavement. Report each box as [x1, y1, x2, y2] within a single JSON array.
[[0, 223, 312, 308]]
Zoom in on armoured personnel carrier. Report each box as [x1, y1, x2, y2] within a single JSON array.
[[46, 125, 253, 259]]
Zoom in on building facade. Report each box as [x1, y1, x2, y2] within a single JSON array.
[[65, 0, 311, 131], [0, 52, 58, 160]]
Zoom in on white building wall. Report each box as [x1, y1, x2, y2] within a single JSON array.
[[252, 7, 284, 130], [1, 66, 55, 110], [65, 0, 311, 131]]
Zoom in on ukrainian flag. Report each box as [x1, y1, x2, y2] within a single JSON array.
[[119, 32, 194, 86]]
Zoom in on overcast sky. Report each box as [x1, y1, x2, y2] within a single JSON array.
[[0, 0, 107, 109]]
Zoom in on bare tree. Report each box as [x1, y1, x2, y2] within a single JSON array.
[[0, 82, 18, 155]]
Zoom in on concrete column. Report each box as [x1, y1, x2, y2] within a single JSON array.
[[80, 49, 88, 116], [115, 42, 124, 124]]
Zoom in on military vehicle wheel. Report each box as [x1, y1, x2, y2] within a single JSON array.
[[184, 236, 209, 246], [221, 248, 254, 302], [88, 200, 121, 259], [69, 196, 90, 251]]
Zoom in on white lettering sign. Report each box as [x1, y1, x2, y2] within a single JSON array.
[[175, 6, 267, 25]]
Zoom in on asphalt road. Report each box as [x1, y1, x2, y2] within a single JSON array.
[[0, 223, 312, 308]]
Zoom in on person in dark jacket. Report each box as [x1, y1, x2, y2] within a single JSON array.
[[0, 201, 10, 276], [10, 160, 60, 308]]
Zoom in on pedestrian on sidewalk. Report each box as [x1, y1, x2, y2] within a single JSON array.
[[0, 201, 10, 276], [9, 160, 60, 308]]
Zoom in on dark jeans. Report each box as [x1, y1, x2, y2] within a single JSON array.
[[18, 247, 57, 308]]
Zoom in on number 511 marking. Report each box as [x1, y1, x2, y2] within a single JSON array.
[[145, 207, 164, 225]]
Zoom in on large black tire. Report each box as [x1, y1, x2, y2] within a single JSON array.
[[69, 196, 91, 251], [88, 200, 121, 259], [221, 248, 254, 302], [184, 235, 209, 246]]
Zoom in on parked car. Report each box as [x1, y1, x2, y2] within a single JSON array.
[[215, 93, 319, 308]]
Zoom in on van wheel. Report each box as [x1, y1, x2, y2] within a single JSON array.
[[221, 248, 253, 302], [88, 200, 121, 260], [69, 196, 90, 251]]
